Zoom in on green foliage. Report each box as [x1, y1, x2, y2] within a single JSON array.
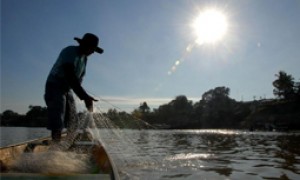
[[26, 105, 47, 118], [1, 106, 47, 127], [1, 110, 24, 126], [273, 71, 295, 100], [142, 90, 251, 129], [139, 102, 150, 114], [146, 95, 194, 128], [199, 87, 237, 128], [295, 81, 300, 101], [25, 105, 48, 127]]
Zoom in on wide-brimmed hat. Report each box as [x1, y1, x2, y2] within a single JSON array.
[[74, 33, 104, 54]]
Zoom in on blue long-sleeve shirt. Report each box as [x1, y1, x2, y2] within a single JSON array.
[[46, 46, 89, 100]]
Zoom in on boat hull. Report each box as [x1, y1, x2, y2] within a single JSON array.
[[0, 135, 119, 180]]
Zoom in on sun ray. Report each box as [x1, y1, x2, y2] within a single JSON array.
[[192, 8, 228, 45]]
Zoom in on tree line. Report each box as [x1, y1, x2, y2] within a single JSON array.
[[1, 106, 47, 127], [1, 70, 300, 129]]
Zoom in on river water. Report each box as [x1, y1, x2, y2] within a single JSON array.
[[1, 127, 300, 179]]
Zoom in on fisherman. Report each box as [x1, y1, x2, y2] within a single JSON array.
[[44, 33, 103, 142]]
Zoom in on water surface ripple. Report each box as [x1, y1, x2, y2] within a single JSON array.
[[100, 129, 300, 180]]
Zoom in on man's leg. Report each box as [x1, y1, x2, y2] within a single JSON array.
[[44, 82, 66, 142], [51, 130, 62, 142]]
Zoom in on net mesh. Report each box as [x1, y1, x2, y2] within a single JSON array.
[[10, 97, 156, 178]]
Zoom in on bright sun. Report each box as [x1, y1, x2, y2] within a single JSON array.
[[192, 9, 228, 45]]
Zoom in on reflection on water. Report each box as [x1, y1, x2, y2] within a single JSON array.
[[0, 127, 50, 147], [99, 130, 300, 180]]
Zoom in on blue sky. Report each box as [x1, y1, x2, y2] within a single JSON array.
[[1, 0, 300, 114]]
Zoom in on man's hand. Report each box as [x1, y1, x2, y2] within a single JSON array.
[[84, 96, 98, 112]]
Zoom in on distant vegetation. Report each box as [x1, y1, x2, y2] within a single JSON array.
[[1, 70, 300, 130], [1, 106, 47, 127]]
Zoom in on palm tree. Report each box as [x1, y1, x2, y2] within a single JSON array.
[[273, 71, 295, 99]]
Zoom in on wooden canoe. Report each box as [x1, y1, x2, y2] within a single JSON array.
[[0, 133, 119, 180]]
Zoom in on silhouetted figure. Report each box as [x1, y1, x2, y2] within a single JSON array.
[[44, 33, 103, 142]]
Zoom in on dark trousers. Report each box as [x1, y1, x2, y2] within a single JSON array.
[[44, 82, 78, 132]]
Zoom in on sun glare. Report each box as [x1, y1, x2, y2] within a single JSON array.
[[192, 9, 228, 45]]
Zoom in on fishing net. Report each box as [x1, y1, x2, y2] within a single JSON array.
[[10, 95, 156, 178]]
